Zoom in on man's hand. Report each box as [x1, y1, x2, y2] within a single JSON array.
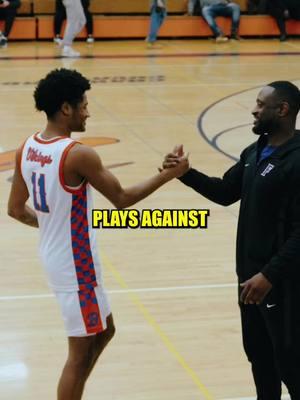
[[162, 144, 188, 169], [240, 272, 272, 305], [162, 150, 190, 179]]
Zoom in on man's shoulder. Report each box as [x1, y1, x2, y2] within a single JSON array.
[[241, 140, 258, 157]]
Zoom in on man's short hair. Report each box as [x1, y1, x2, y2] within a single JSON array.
[[267, 81, 300, 117], [34, 68, 91, 118]]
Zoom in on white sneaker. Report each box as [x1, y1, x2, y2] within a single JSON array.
[[216, 35, 229, 43], [54, 36, 62, 45], [86, 36, 94, 43], [61, 46, 80, 58]]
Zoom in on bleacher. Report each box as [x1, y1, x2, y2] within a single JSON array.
[[1, 0, 300, 40]]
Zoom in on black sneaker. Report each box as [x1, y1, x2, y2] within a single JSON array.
[[231, 33, 240, 40], [279, 34, 287, 42]]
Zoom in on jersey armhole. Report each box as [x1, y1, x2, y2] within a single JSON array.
[[18, 139, 28, 180], [59, 141, 87, 194]]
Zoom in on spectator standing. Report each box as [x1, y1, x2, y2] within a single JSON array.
[[54, 0, 94, 45], [60, 0, 86, 57], [267, 0, 300, 41], [0, 0, 20, 47], [146, 0, 167, 48]]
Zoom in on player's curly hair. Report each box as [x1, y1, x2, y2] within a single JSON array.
[[34, 68, 91, 118]]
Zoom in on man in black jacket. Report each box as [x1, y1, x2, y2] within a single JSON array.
[[0, 0, 20, 47], [163, 81, 300, 399]]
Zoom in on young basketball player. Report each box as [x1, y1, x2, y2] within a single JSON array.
[[7, 68, 189, 400]]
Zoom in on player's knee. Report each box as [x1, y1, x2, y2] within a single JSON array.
[[70, 352, 94, 374]]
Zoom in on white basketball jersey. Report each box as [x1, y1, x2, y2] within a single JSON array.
[[20, 133, 103, 291]]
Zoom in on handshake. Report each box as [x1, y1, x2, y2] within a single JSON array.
[[159, 144, 190, 180]]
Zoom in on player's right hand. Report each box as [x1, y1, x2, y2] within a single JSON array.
[[161, 145, 190, 178], [162, 144, 185, 169]]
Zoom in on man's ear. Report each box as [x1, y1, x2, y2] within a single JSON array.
[[61, 102, 73, 116], [278, 101, 289, 117]]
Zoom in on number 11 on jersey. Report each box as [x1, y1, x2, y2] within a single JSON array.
[[31, 172, 50, 213]]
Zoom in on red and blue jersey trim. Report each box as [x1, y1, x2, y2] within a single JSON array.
[[71, 186, 97, 291], [78, 288, 104, 334]]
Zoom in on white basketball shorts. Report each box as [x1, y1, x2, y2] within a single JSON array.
[[55, 285, 111, 337]]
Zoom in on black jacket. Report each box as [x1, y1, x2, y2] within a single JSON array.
[[179, 132, 300, 285]]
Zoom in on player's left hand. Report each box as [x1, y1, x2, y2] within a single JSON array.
[[240, 272, 272, 305]]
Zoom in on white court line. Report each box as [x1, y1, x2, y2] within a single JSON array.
[[0, 282, 236, 301]]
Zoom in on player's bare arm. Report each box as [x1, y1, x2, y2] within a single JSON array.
[[65, 144, 189, 209], [7, 147, 39, 228]]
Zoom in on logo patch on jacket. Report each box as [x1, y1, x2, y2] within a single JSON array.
[[261, 163, 274, 176]]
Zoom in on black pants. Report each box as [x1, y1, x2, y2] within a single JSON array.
[[267, 0, 300, 36], [0, 6, 18, 37], [54, 0, 93, 36], [240, 283, 300, 399]]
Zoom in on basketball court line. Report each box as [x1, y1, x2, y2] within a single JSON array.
[[1, 51, 300, 62], [102, 251, 214, 400], [0, 61, 299, 71], [220, 396, 290, 400], [0, 82, 275, 88], [0, 282, 236, 301]]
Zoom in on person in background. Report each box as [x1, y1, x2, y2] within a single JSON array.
[[54, 0, 94, 45], [0, 0, 20, 47], [200, 0, 241, 42], [187, 0, 202, 16], [266, 0, 300, 41], [59, 0, 86, 58], [146, 0, 167, 49], [247, 0, 267, 15]]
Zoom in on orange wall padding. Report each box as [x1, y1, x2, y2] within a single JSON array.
[[37, 15, 300, 39]]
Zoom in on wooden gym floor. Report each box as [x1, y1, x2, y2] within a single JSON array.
[[1, 38, 299, 400]]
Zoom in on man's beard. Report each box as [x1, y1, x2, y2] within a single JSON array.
[[252, 119, 279, 136]]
